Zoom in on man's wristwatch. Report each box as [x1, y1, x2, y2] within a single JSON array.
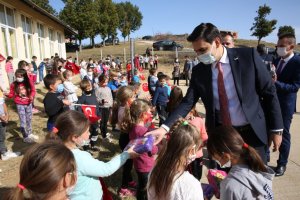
[[272, 131, 283, 136]]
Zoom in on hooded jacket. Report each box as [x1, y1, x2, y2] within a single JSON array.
[[220, 164, 274, 200]]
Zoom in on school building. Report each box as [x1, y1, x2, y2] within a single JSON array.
[[0, 0, 76, 89]]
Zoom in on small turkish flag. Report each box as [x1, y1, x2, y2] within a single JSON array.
[[139, 74, 145, 80], [142, 83, 149, 92], [81, 104, 101, 123], [65, 61, 80, 75], [0, 54, 5, 62]]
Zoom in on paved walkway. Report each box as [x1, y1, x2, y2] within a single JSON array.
[[179, 83, 300, 200]]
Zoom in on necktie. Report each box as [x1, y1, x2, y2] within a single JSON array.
[[217, 62, 232, 126], [276, 60, 285, 75]]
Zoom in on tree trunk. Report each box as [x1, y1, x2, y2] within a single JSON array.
[[79, 39, 82, 52], [91, 37, 95, 48]]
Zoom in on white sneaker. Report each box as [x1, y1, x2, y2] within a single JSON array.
[[106, 132, 111, 137], [23, 137, 35, 143], [1, 151, 21, 161], [28, 134, 39, 140]]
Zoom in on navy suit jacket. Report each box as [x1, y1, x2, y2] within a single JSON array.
[[274, 55, 300, 118], [165, 47, 283, 144]]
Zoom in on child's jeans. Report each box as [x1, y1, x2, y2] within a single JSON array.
[[136, 171, 149, 200], [100, 107, 110, 138], [156, 105, 168, 127], [0, 122, 7, 155], [16, 103, 32, 138], [119, 132, 133, 187], [39, 68, 44, 82]]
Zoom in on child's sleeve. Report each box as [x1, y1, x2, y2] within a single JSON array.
[[81, 151, 130, 177], [152, 88, 159, 106], [29, 79, 36, 98], [64, 82, 76, 94], [6, 83, 15, 98], [44, 95, 64, 116]]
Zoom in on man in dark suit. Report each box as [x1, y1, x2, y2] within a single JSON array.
[[273, 33, 300, 176], [147, 23, 283, 163]]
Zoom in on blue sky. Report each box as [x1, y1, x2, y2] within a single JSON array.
[[49, 0, 300, 44]]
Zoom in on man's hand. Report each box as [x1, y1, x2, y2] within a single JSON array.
[[268, 132, 282, 152], [145, 127, 167, 145]]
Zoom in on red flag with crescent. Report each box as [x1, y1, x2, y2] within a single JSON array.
[[65, 61, 80, 75], [81, 105, 101, 123]]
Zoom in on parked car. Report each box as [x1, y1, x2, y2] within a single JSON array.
[[152, 40, 183, 51], [66, 43, 79, 52], [101, 37, 119, 46], [142, 35, 153, 40]]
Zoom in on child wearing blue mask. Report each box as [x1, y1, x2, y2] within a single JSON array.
[[43, 74, 71, 132]]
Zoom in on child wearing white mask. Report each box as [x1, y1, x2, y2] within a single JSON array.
[[207, 126, 275, 200], [148, 118, 203, 200], [63, 70, 78, 110], [5, 69, 38, 143], [47, 110, 138, 200]]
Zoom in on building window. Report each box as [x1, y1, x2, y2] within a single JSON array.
[[49, 28, 55, 56], [37, 22, 45, 59], [21, 15, 33, 59], [0, 4, 17, 57], [57, 32, 63, 57]]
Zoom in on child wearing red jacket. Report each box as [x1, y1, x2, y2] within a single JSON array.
[[5, 69, 38, 143]]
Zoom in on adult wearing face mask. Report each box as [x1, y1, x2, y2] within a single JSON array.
[[273, 33, 300, 176], [147, 23, 283, 164]]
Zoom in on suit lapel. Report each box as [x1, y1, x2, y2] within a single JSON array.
[[279, 55, 295, 78], [227, 48, 243, 102]]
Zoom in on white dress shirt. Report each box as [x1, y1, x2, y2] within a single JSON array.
[[277, 52, 294, 72], [211, 47, 248, 126]]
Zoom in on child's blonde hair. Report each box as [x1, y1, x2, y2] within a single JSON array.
[[121, 99, 150, 132], [148, 118, 200, 199], [110, 86, 134, 127]]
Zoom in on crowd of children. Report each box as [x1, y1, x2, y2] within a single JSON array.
[[1, 54, 275, 200]]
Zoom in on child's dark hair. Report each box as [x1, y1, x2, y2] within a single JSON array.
[[6, 56, 13, 63], [47, 110, 90, 142], [32, 56, 37, 59], [166, 86, 183, 113], [80, 79, 91, 91], [14, 69, 32, 96], [5, 141, 76, 200], [207, 126, 267, 172], [17, 60, 28, 69], [121, 99, 150, 132], [148, 118, 200, 199], [158, 74, 167, 82], [98, 74, 107, 84], [157, 72, 164, 79], [149, 68, 156, 75], [43, 74, 60, 90], [111, 86, 134, 126]]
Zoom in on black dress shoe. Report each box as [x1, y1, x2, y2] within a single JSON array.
[[275, 166, 286, 177]]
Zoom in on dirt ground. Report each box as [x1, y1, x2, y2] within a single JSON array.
[[0, 64, 176, 200]]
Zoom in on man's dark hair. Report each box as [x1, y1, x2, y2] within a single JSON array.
[[257, 44, 266, 54], [43, 74, 59, 90], [187, 23, 221, 43], [279, 33, 296, 45]]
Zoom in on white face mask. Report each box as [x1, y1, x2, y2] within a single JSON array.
[[66, 185, 75, 196], [68, 77, 73, 81], [187, 145, 197, 165], [61, 68, 66, 72], [197, 42, 216, 64], [277, 47, 288, 57], [87, 72, 93, 76], [215, 159, 231, 168], [76, 137, 90, 147], [16, 77, 24, 82]]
